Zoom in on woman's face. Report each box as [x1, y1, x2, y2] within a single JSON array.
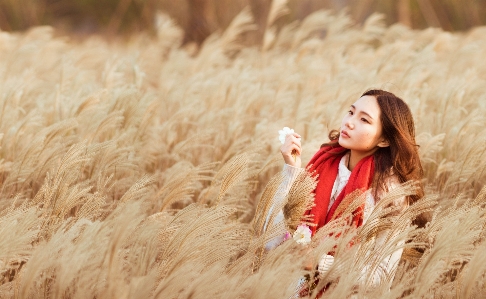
[[338, 95, 388, 157]]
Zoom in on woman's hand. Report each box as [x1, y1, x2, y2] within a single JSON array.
[[317, 254, 334, 276], [280, 132, 302, 168]]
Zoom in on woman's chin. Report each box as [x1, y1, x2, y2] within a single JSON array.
[[338, 138, 349, 148]]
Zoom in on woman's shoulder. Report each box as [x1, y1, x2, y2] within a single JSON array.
[[385, 172, 401, 189], [379, 173, 408, 208]]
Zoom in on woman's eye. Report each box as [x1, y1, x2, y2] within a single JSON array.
[[348, 110, 353, 115], [361, 118, 369, 123]]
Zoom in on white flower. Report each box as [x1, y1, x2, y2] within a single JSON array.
[[278, 127, 301, 144], [278, 127, 294, 144], [293, 224, 312, 245]]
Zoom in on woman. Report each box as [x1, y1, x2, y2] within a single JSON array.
[[271, 89, 425, 290]]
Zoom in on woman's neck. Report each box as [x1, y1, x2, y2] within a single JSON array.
[[348, 149, 378, 171]]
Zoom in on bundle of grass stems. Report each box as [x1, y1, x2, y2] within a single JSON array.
[[1, 4, 486, 298]]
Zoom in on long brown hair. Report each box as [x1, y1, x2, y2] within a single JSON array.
[[323, 89, 427, 226]]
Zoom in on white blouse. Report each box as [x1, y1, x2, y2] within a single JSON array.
[[263, 153, 406, 288]]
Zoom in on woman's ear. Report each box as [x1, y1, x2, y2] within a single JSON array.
[[377, 139, 390, 148]]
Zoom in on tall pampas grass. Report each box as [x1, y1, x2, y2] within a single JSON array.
[[1, 7, 486, 299]]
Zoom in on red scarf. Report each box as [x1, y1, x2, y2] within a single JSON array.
[[305, 143, 375, 235]]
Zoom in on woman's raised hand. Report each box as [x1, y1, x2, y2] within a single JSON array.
[[280, 132, 302, 168]]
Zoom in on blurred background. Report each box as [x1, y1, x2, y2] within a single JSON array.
[[1, 0, 485, 44]]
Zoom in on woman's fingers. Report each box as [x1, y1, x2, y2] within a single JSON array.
[[287, 132, 301, 141], [290, 145, 301, 156], [291, 132, 301, 139], [317, 255, 334, 275], [286, 134, 301, 148], [281, 138, 301, 156]]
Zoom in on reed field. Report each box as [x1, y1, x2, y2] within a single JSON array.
[[1, 6, 486, 299]]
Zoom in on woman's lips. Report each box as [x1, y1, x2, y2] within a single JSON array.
[[341, 130, 350, 138]]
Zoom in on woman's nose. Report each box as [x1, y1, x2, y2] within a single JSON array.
[[345, 119, 354, 129]]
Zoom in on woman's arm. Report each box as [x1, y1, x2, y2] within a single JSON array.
[[263, 163, 304, 249], [262, 131, 304, 249]]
